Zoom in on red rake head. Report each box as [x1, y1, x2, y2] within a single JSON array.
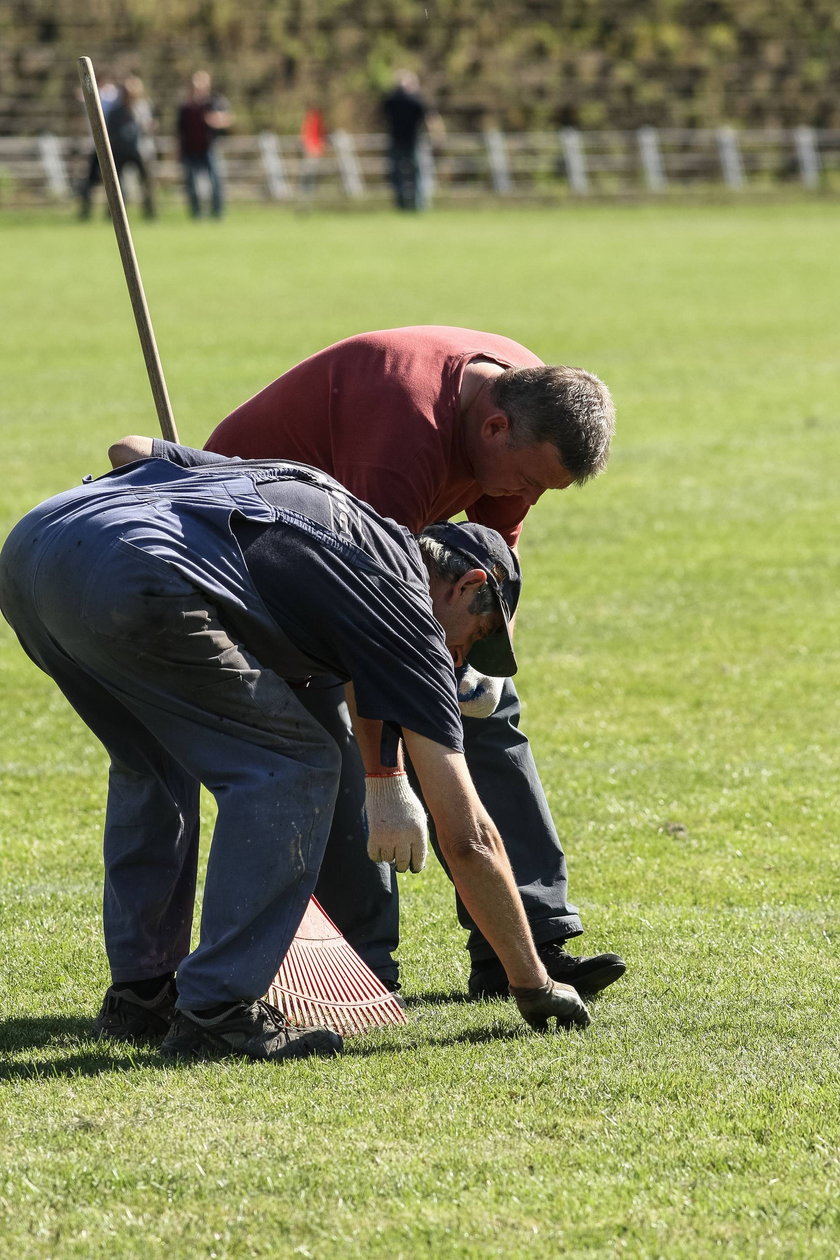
[[266, 898, 407, 1036]]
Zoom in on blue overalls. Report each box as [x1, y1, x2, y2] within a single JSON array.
[[0, 459, 360, 1009]]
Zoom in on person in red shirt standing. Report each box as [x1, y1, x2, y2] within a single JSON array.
[[300, 105, 327, 203], [112, 326, 626, 1005]]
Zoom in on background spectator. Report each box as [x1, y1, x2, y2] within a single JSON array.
[[299, 104, 327, 203], [176, 70, 233, 218], [104, 75, 157, 219], [381, 69, 444, 211], [77, 74, 119, 219]]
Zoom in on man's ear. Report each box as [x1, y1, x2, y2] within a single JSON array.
[[479, 410, 511, 443], [451, 567, 487, 602]]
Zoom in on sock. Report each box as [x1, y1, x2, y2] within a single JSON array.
[[188, 1001, 244, 1020], [112, 973, 174, 1001]]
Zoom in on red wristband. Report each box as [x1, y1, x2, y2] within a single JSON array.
[[365, 770, 405, 778]]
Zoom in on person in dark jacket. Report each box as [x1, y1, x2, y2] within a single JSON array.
[[381, 70, 444, 210], [104, 76, 156, 219]]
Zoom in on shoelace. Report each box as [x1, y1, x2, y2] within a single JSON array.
[[251, 998, 293, 1031]]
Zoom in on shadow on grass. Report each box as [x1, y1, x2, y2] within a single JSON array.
[[403, 988, 612, 1009], [0, 1010, 554, 1074], [0, 1016, 163, 1078], [343, 1022, 552, 1058], [402, 989, 474, 1006], [1, 978, 597, 1073]]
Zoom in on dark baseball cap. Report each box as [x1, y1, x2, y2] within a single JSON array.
[[421, 521, 522, 677]]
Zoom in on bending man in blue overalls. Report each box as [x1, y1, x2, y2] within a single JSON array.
[[0, 447, 590, 1063]]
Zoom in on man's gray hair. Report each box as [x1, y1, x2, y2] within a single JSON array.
[[416, 535, 497, 617], [491, 365, 615, 483]]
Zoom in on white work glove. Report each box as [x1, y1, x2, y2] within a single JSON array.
[[365, 773, 428, 873], [457, 665, 504, 719]]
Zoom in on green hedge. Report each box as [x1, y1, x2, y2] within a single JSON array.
[[2, 0, 840, 135]]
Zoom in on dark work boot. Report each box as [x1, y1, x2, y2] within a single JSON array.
[[159, 999, 343, 1063], [94, 978, 178, 1043], [469, 942, 626, 1000]]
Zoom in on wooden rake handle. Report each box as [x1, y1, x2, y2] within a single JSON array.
[[77, 56, 180, 445]]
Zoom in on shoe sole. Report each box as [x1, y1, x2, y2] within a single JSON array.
[[159, 1028, 342, 1063], [572, 960, 627, 997], [159, 1033, 235, 1062]]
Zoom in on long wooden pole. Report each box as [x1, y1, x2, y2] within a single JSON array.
[[77, 56, 180, 444]]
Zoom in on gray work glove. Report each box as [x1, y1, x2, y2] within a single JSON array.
[[457, 665, 504, 719], [510, 977, 591, 1030], [365, 773, 428, 873]]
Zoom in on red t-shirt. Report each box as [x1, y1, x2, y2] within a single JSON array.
[[300, 108, 327, 157], [205, 326, 544, 546]]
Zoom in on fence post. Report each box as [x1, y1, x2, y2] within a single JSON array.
[[793, 126, 820, 189], [331, 130, 365, 199], [716, 126, 745, 189], [258, 131, 291, 200], [38, 132, 71, 199], [484, 128, 513, 194], [560, 128, 589, 194], [417, 137, 437, 207], [637, 126, 667, 192]]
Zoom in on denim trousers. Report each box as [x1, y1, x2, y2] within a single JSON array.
[[0, 520, 340, 1009]]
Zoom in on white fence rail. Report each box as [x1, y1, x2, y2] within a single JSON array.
[[2, 126, 840, 208]]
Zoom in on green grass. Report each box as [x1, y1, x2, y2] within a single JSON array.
[[1, 202, 839, 1258]]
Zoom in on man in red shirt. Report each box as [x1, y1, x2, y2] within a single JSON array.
[[114, 326, 625, 1002], [176, 70, 233, 219]]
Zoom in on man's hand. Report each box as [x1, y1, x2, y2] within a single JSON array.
[[457, 665, 504, 719], [108, 435, 154, 468], [365, 773, 428, 873], [509, 978, 591, 1030]]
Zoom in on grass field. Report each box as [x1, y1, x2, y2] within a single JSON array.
[[1, 201, 838, 1259]]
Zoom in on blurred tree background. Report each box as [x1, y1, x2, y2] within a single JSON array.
[[2, 0, 840, 135]]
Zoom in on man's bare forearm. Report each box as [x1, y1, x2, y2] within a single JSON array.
[[108, 437, 232, 471], [445, 818, 547, 989], [402, 729, 547, 990], [345, 684, 403, 774], [108, 435, 154, 467]]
